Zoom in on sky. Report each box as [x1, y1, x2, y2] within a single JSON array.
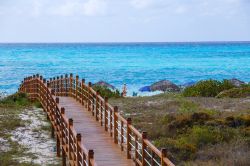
[[0, 0, 250, 42]]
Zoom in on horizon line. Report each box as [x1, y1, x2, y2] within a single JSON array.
[[0, 41, 250, 44]]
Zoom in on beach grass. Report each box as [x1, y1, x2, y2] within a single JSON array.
[[0, 93, 60, 166], [110, 93, 250, 165]]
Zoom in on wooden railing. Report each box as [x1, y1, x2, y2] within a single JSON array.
[[19, 74, 95, 166], [19, 74, 174, 166]]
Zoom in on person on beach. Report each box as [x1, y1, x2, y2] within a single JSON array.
[[122, 83, 127, 97]]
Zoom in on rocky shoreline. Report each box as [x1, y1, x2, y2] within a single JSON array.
[[90, 78, 249, 97]]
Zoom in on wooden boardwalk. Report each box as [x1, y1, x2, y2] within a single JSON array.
[[58, 96, 133, 166], [19, 74, 174, 166]]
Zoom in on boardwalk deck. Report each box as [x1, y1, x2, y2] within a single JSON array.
[[19, 74, 175, 166], [58, 97, 134, 166]]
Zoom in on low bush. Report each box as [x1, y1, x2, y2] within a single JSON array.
[[154, 137, 197, 163], [0, 92, 30, 107], [183, 79, 235, 97], [167, 112, 211, 132], [216, 86, 250, 98], [188, 126, 225, 146], [92, 85, 121, 98], [225, 115, 250, 127], [155, 125, 236, 163]]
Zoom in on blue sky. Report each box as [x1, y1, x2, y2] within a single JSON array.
[[0, 0, 249, 42]]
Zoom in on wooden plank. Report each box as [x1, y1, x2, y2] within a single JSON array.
[[58, 97, 134, 166]]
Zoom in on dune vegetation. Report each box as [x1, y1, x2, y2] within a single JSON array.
[[0, 93, 60, 166], [110, 92, 250, 165], [1, 80, 250, 165], [183, 79, 250, 98]]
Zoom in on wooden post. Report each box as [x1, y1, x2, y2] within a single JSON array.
[[49, 78, 52, 88], [81, 79, 85, 106], [57, 135, 61, 157], [60, 108, 66, 166], [114, 106, 118, 144], [76, 75, 79, 100], [88, 150, 94, 166], [76, 133, 81, 166], [62, 148, 66, 166], [46, 81, 50, 113], [127, 118, 132, 159], [142, 131, 147, 166], [60, 75, 63, 96], [32, 75, 35, 98], [56, 76, 60, 96], [104, 97, 108, 131], [70, 73, 73, 97], [135, 135, 138, 161], [61, 107, 65, 145], [161, 148, 167, 166], [29, 76, 32, 94], [100, 100, 103, 126], [110, 108, 113, 137], [36, 75, 39, 99], [51, 89, 55, 96], [151, 151, 155, 166], [53, 77, 56, 92], [121, 121, 124, 151], [88, 82, 92, 112], [79, 82, 81, 102], [68, 118, 73, 161], [51, 124, 55, 138], [56, 97, 59, 104], [65, 74, 68, 96], [47, 81, 50, 88], [95, 91, 100, 121]]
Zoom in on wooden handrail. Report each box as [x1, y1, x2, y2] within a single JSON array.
[[18, 74, 175, 166], [19, 75, 94, 166]]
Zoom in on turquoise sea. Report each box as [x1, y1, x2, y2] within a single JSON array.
[[1, 42, 250, 95]]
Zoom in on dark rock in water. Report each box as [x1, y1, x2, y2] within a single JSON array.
[[139, 86, 151, 92], [228, 78, 245, 87], [93, 81, 115, 90], [182, 81, 196, 88], [150, 80, 180, 92]]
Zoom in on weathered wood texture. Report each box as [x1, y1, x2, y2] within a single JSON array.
[[19, 74, 175, 166]]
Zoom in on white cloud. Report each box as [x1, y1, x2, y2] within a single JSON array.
[[51, 1, 80, 16], [50, 0, 107, 16], [174, 6, 188, 14], [130, 0, 154, 9], [128, 0, 247, 17], [83, 0, 107, 16], [0, 0, 247, 18], [31, 1, 43, 17], [0, 0, 108, 17], [0, 0, 249, 42]]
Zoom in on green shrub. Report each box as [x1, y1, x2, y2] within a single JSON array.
[[154, 137, 197, 162], [178, 100, 199, 114], [216, 86, 250, 98], [0, 92, 30, 107], [189, 126, 224, 146], [92, 85, 121, 98], [225, 115, 250, 127], [183, 79, 235, 97], [191, 112, 211, 122], [33, 101, 43, 108]]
